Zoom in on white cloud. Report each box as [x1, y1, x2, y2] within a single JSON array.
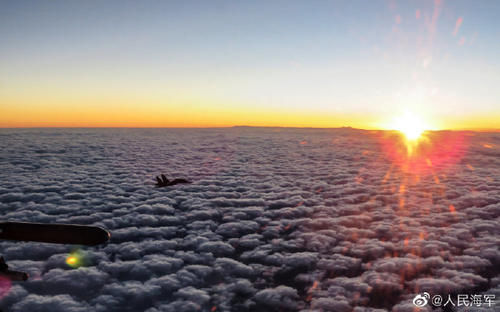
[[0, 128, 498, 311]]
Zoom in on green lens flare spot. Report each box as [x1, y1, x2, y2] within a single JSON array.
[[65, 250, 86, 268]]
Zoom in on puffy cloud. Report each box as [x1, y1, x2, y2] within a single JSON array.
[[0, 128, 498, 311], [254, 285, 300, 310], [197, 241, 235, 257], [10, 294, 90, 312], [28, 267, 109, 296], [310, 297, 352, 312], [213, 258, 254, 278], [216, 221, 260, 238], [0, 285, 29, 308]]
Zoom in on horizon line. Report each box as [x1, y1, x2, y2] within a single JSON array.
[[1, 125, 499, 132]]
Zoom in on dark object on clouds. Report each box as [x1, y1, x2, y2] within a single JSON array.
[[0, 222, 110, 246], [0, 222, 110, 282], [155, 174, 191, 187], [0, 256, 28, 281]]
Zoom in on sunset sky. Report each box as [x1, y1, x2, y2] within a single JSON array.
[[1, 0, 499, 129]]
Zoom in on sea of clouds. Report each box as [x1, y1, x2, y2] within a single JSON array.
[[0, 128, 498, 312]]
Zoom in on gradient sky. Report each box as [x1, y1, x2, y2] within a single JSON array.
[[1, 0, 499, 129]]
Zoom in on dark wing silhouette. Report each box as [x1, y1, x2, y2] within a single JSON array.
[[168, 178, 191, 185], [0, 222, 110, 246], [161, 174, 170, 185], [154, 174, 191, 187], [0, 257, 28, 281]]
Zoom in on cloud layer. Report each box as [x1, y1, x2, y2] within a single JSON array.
[[0, 128, 498, 311]]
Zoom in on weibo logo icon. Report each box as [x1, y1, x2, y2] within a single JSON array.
[[413, 292, 430, 307]]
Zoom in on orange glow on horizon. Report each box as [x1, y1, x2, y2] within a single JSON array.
[[0, 98, 499, 129], [0, 99, 380, 128]]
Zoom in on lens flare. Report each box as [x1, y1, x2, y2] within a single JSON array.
[[0, 276, 11, 299], [66, 256, 77, 265], [65, 250, 88, 268], [378, 130, 468, 175]]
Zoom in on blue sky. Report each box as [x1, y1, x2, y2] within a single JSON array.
[[1, 0, 499, 128]]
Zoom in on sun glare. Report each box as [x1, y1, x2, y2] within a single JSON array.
[[392, 112, 427, 141]]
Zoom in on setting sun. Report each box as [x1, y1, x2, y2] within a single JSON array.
[[391, 112, 428, 141]]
